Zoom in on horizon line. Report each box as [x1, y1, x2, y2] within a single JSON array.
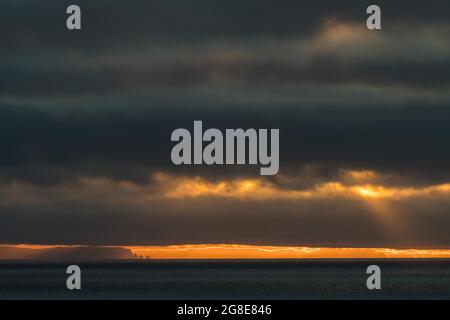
[[2, 244, 450, 260]]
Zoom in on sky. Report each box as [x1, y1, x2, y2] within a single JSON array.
[[1, 0, 450, 259]]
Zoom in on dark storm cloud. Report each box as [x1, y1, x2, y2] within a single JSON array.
[[1, 0, 450, 248], [1, 195, 450, 249], [1, 0, 449, 49], [1, 0, 450, 97], [3, 56, 450, 97], [1, 102, 450, 187]]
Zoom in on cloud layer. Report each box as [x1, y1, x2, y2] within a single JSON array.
[[1, 0, 450, 249]]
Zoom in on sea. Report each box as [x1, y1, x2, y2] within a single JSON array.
[[0, 259, 449, 300]]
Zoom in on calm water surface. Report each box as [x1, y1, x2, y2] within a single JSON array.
[[0, 259, 449, 299]]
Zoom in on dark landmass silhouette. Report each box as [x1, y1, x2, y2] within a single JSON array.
[[0, 245, 137, 261]]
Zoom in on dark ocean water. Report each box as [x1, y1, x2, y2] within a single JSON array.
[[0, 259, 449, 300]]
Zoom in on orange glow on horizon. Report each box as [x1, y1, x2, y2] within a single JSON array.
[[2, 244, 450, 260], [125, 244, 450, 260]]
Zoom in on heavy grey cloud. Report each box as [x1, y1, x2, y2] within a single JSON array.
[[2, 0, 450, 98], [1, 102, 450, 187], [1, 185, 450, 249], [1, 1, 450, 248]]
